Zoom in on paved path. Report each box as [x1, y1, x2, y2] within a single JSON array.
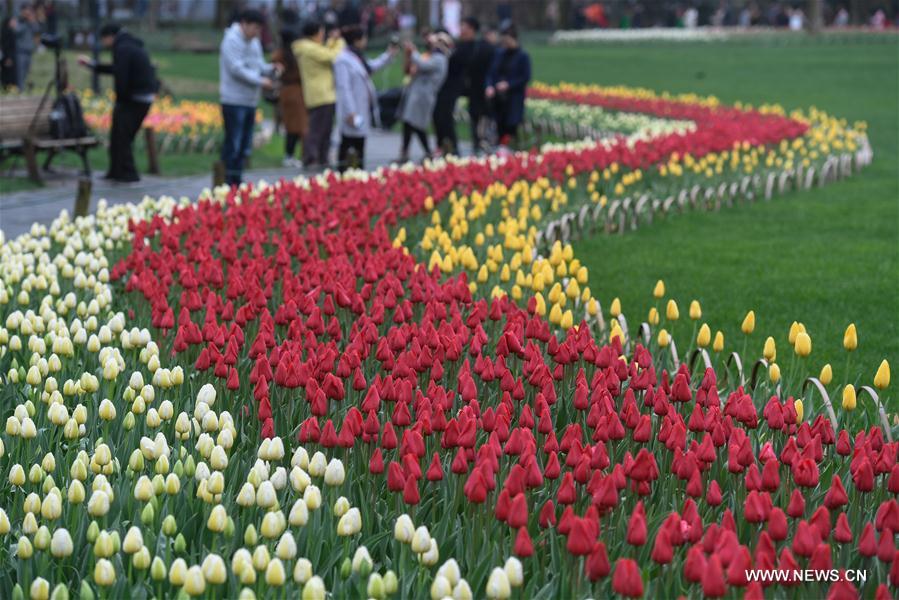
[[1, 129, 447, 239]]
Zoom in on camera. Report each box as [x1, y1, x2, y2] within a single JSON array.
[[40, 34, 62, 49]]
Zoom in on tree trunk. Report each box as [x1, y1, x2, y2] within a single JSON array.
[[808, 0, 824, 32], [215, 0, 235, 29], [147, 0, 160, 32]]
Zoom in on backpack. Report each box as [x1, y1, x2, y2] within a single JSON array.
[[49, 92, 88, 139]]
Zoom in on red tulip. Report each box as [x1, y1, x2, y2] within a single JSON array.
[[767, 507, 788, 541], [514, 527, 534, 557], [566, 517, 596, 556], [701, 554, 727, 598], [683, 544, 706, 583], [651, 528, 674, 564], [508, 493, 528, 529], [858, 523, 877, 557], [834, 512, 853, 543], [402, 475, 420, 505], [539, 500, 557, 529], [626, 502, 647, 546], [826, 579, 859, 600], [612, 558, 644, 598], [787, 489, 806, 518], [877, 528, 895, 563], [706, 480, 723, 506], [585, 542, 610, 581]]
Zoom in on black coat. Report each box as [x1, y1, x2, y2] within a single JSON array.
[[0, 21, 16, 88], [485, 47, 531, 127], [96, 31, 157, 102], [463, 39, 494, 110]]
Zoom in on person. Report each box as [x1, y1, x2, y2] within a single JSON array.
[[293, 22, 345, 170], [397, 31, 449, 162], [431, 30, 463, 155], [333, 25, 396, 172], [458, 17, 494, 154], [13, 4, 39, 90], [218, 9, 277, 186], [485, 24, 530, 151], [78, 24, 158, 182], [271, 22, 307, 168], [0, 16, 16, 90]]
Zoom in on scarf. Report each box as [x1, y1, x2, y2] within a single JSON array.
[[349, 45, 371, 75]]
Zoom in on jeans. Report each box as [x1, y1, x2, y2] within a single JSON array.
[[108, 100, 151, 181], [221, 103, 257, 185]]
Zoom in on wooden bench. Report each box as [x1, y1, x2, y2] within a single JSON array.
[[0, 95, 99, 183]]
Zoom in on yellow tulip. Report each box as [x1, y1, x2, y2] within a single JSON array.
[[609, 297, 621, 318], [874, 359, 890, 390], [843, 323, 857, 352], [713, 331, 724, 353], [653, 280, 665, 298], [842, 385, 857, 411], [647, 307, 659, 326], [666, 299, 679, 321], [697, 324, 711, 348], [741, 310, 755, 334], [794, 332, 812, 357], [689, 300, 702, 320], [794, 398, 804, 422], [819, 364, 832, 385], [768, 363, 781, 383], [763, 337, 776, 362], [657, 329, 670, 348]]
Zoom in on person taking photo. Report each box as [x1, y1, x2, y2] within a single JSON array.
[[78, 23, 158, 183]]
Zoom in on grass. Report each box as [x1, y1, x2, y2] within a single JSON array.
[[533, 40, 899, 388]]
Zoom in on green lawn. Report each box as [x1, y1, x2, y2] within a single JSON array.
[[534, 40, 899, 387]]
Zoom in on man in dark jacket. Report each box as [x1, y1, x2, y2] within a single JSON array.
[[431, 30, 465, 156], [485, 23, 530, 150], [459, 17, 494, 154], [79, 24, 157, 182]]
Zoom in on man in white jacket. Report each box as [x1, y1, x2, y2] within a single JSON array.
[[218, 9, 278, 185]]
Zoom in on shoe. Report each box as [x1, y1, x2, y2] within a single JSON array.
[[282, 157, 303, 168]]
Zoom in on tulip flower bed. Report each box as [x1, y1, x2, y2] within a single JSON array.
[[524, 97, 695, 142], [0, 81, 894, 600], [80, 91, 265, 154]]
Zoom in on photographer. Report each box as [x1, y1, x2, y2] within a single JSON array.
[[78, 23, 157, 182]]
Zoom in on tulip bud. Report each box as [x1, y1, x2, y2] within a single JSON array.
[[768, 363, 781, 384], [340, 557, 352, 579], [696, 324, 711, 348], [504, 557, 524, 587], [151, 556, 167, 581], [93, 559, 115, 587], [202, 553, 227, 585], [323, 458, 346, 486], [610, 298, 621, 318], [244, 524, 258, 547], [123, 526, 143, 554], [266, 558, 287, 586], [367, 573, 386, 600], [431, 575, 452, 600], [183, 565, 206, 596], [293, 558, 313, 584], [842, 385, 857, 411], [653, 280, 665, 298], [301, 576, 326, 600], [384, 570, 398, 594], [874, 359, 890, 390], [794, 399, 804, 422], [819, 364, 833, 385], [49, 584, 68, 600], [174, 533, 186, 553], [207, 504, 227, 533], [794, 332, 812, 357], [657, 329, 669, 348], [30, 578, 49, 600], [665, 300, 679, 321], [411, 526, 431, 553], [843, 323, 858, 351], [689, 300, 701, 320], [132, 546, 151, 570], [741, 310, 755, 335], [763, 337, 776, 362], [162, 514, 178, 536], [486, 567, 512, 599]]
